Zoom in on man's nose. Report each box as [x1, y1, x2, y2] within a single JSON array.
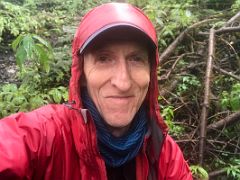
[[110, 59, 132, 91]]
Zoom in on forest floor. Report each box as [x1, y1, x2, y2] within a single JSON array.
[[0, 49, 17, 84]]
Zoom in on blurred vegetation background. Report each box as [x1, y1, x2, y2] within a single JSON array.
[[0, 0, 240, 179]]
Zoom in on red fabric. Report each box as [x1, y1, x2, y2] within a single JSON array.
[[0, 2, 192, 180]]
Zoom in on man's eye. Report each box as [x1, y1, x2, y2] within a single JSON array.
[[132, 56, 143, 61], [97, 55, 111, 63], [130, 55, 147, 63]]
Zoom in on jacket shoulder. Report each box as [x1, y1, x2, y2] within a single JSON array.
[[2, 104, 70, 128], [0, 104, 71, 178], [158, 134, 193, 180]]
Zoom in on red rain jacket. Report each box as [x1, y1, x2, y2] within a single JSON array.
[[0, 3, 192, 180]]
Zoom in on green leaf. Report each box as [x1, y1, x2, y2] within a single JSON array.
[[5, 94, 13, 102], [33, 34, 52, 50], [2, 84, 18, 92], [190, 165, 209, 179], [12, 96, 26, 106], [230, 96, 240, 111], [29, 96, 45, 109], [15, 45, 27, 68], [12, 34, 24, 51], [22, 34, 34, 59], [49, 88, 62, 103], [34, 44, 50, 72], [198, 167, 208, 178]]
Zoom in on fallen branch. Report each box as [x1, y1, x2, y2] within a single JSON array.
[[199, 26, 240, 35], [207, 111, 240, 131], [159, 79, 179, 98], [213, 65, 240, 81], [215, 26, 240, 35], [221, 11, 240, 28], [209, 165, 240, 178], [199, 28, 215, 165], [199, 11, 240, 35], [208, 139, 240, 152], [165, 54, 185, 79], [159, 19, 217, 65]]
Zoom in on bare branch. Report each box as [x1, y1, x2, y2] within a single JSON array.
[[221, 11, 240, 28], [199, 11, 240, 35], [165, 54, 185, 79], [209, 165, 240, 178], [199, 28, 215, 165], [199, 26, 240, 35], [213, 65, 240, 81], [159, 19, 217, 65], [215, 26, 240, 34], [207, 111, 240, 131]]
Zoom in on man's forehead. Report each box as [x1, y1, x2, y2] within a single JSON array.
[[87, 39, 149, 53]]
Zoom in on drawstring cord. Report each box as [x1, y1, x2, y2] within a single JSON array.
[[63, 100, 80, 111], [63, 100, 88, 124]]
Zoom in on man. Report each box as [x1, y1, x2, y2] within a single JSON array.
[[0, 2, 192, 180]]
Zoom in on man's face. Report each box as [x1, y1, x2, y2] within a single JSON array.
[[83, 41, 150, 136]]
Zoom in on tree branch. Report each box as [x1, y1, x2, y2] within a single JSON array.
[[159, 19, 216, 65], [209, 165, 240, 178], [213, 65, 240, 81], [199, 26, 240, 35], [199, 28, 215, 165], [215, 26, 240, 35], [207, 111, 240, 131], [221, 11, 240, 28], [199, 11, 240, 35]]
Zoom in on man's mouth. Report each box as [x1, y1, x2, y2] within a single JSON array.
[[105, 96, 134, 104]]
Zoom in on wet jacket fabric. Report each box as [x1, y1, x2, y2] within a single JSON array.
[[0, 3, 192, 180]]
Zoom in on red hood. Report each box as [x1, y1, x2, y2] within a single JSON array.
[[70, 2, 168, 132]]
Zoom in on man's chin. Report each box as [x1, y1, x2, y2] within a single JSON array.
[[106, 123, 131, 137]]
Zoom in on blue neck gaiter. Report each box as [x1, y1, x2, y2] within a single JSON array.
[[81, 88, 148, 167]]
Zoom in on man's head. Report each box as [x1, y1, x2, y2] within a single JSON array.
[[83, 38, 150, 136], [70, 2, 167, 135]]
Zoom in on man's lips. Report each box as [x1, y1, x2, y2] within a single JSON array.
[[104, 95, 135, 104], [106, 95, 134, 98]]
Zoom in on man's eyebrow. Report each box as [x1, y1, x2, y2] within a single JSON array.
[[128, 49, 148, 55], [93, 47, 112, 53]]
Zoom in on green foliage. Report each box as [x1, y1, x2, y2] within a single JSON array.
[[232, 0, 240, 12], [220, 83, 240, 111], [48, 87, 68, 104], [12, 34, 53, 72], [177, 75, 201, 95], [0, 0, 91, 43], [0, 43, 71, 118], [200, 0, 235, 10], [0, 1, 39, 42], [226, 165, 240, 179], [161, 105, 184, 136], [225, 158, 240, 179], [190, 165, 209, 180], [23, 0, 109, 15], [0, 84, 27, 117], [136, 0, 198, 49], [213, 157, 240, 179], [0, 83, 68, 117], [162, 105, 174, 124], [0, 42, 69, 118]]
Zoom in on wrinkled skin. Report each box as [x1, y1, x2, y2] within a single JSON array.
[[83, 41, 150, 137]]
